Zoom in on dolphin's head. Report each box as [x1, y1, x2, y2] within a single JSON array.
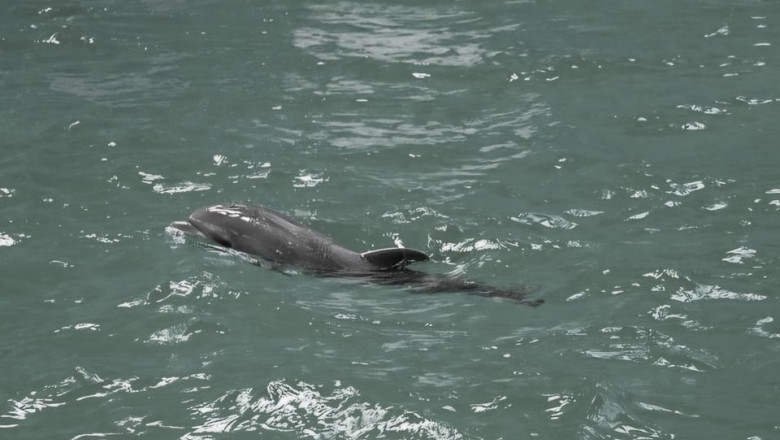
[[171, 204, 356, 270], [170, 205, 252, 249]]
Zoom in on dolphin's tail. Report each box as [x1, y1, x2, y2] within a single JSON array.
[[364, 270, 544, 307], [466, 286, 544, 307], [429, 277, 543, 307]]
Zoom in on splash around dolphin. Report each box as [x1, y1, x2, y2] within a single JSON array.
[[169, 204, 543, 306]]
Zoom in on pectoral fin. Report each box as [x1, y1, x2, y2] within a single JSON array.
[[361, 248, 429, 270]]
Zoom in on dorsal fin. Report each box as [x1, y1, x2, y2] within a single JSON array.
[[361, 247, 429, 270]]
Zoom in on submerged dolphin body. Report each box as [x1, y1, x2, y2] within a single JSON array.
[[170, 204, 542, 306]]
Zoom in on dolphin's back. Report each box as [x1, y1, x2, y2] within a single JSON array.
[[189, 205, 370, 272]]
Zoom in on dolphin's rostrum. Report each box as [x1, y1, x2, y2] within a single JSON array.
[[170, 204, 543, 306]]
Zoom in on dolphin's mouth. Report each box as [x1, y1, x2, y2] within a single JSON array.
[[170, 216, 233, 249], [168, 220, 207, 238]]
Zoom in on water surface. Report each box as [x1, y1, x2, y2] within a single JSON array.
[[1, 1, 779, 439]]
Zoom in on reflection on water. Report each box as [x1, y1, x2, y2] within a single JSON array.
[[49, 70, 187, 109], [294, 2, 508, 67]]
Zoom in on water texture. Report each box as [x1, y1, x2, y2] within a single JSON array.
[[1, 1, 778, 439]]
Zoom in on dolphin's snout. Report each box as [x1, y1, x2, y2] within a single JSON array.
[[187, 212, 233, 248], [169, 220, 203, 236]]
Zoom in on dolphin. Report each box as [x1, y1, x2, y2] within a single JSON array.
[[170, 204, 542, 306]]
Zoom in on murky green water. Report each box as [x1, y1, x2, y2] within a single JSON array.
[[2, 1, 779, 439]]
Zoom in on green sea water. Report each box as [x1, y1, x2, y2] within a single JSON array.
[[1, 1, 779, 439]]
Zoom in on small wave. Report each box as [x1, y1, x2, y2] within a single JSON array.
[[510, 212, 577, 230], [749, 317, 780, 339], [440, 238, 504, 253], [584, 382, 698, 439], [722, 246, 756, 264], [0, 367, 209, 429], [0, 233, 17, 247], [293, 171, 328, 188], [671, 284, 765, 303], [152, 182, 211, 194], [187, 379, 463, 439], [666, 180, 705, 197], [564, 209, 603, 218], [643, 269, 765, 303]]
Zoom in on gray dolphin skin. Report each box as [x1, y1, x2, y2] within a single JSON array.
[[170, 204, 542, 306]]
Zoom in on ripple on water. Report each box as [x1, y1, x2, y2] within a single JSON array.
[[584, 382, 696, 440], [0, 366, 211, 435], [0, 188, 28, 247], [580, 324, 718, 373], [0, 233, 18, 247], [318, 118, 469, 150], [294, 3, 506, 67], [186, 379, 463, 439], [642, 268, 766, 304], [138, 165, 212, 194], [49, 67, 187, 109], [510, 212, 578, 230], [749, 317, 780, 339]]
